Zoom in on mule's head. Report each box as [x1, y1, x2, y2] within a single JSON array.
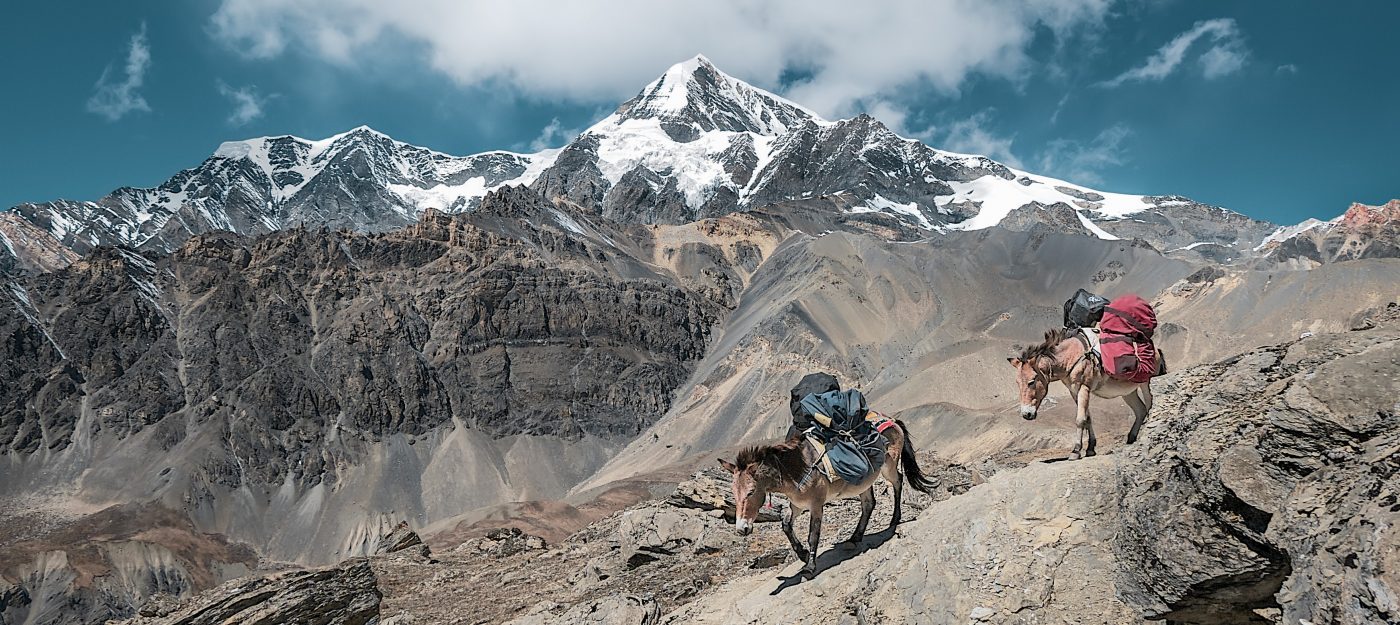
[[1007, 356, 1051, 420], [718, 458, 765, 536]]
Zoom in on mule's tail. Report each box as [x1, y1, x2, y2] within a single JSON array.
[[896, 419, 938, 493]]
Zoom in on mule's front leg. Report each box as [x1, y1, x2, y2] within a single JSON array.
[[1081, 386, 1097, 457], [1069, 385, 1093, 460], [804, 506, 823, 577], [781, 504, 808, 562]]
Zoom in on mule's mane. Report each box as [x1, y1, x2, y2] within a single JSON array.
[[1019, 327, 1070, 363], [735, 437, 808, 484]]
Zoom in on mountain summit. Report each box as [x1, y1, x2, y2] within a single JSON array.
[[614, 54, 821, 138], [2, 56, 1279, 274]]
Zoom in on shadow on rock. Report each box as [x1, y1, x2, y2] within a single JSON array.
[[771, 524, 898, 595]]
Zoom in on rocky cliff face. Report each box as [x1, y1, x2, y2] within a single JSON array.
[[0, 187, 725, 623], [1116, 319, 1400, 624], [2, 187, 718, 457]]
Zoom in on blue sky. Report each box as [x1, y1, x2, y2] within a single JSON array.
[[2, 0, 1396, 226]]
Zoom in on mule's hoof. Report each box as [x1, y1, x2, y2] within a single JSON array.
[[1084, 449, 1097, 458], [1067, 452, 1082, 461]]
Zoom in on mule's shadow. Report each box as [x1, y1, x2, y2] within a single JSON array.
[[770, 524, 898, 595]]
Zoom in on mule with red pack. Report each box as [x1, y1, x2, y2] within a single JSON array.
[[1007, 291, 1166, 460]]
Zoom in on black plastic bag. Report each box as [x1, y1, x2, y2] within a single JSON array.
[[1063, 288, 1108, 330]]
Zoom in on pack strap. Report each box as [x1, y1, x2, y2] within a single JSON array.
[[1068, 329, 1101, 374], [1102, 305, 1153, 337], [796, 432, 837, 487]]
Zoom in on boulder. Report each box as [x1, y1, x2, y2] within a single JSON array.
[[461, 527, 550, 558], [119, 558, 380, 625], [617, 506, 738, 567], [375, 521, 428, 557], [668, 468, 781, 522], [504, 595, 660, 625]]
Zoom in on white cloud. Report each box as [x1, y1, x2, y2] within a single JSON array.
[[87, 23, 152, 121], [940, 111, 1024, 168], [1098, 18, 1246, 88], [1199, 43, 1246, 79], [210, 0, 1116, 117], [1276, 63, 1299, 75], [1049, 93, 1071, 124], [217, 81, 269, 126], [1036, 124, 1130, 185], [523, 117, 580, 152], [921, 112, 1129, 186]]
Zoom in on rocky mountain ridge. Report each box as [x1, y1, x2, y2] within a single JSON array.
[[3, 56, 1288, 275], [1257, 199, 1400, 266]]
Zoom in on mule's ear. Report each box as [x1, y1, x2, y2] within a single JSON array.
[[718, 458, 738, 473], [1007, 357, 1021, 367]]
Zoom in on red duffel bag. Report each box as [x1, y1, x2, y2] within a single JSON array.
[[1099, 294, 1159, 383]]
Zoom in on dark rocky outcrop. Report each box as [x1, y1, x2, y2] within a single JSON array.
[[1117, 324, 1400, 624], [995, 201, 1095, 236], [120, 558, 380, 625], [375, 522, 426, 557]]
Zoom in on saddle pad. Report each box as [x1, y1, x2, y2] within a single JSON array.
[[804, 435, 839, 483], [1081, 327, 1103, 359]]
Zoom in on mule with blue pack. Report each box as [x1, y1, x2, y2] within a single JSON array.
[[719, 373, 937, 579]]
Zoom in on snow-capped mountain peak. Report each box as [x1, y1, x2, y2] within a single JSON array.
[[4, 55, 1283, 273], [615, 54, 824, 138]]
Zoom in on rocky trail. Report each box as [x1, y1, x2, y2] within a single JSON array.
[[107, 316, 1400, 625]]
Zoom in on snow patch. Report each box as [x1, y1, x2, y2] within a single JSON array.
[[849, 194, 934, 229], [213, 141, 252, 159], [592, 117, 742, 208], [6, 282, 66, 359], [1166, 241, 1219, 252], [1076, 212, 1121, 240], [387, 148, 561, 214], [941, 170, 1152, 232], [550, 208, 587, 236], [1254, 218, 1331, 251]]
